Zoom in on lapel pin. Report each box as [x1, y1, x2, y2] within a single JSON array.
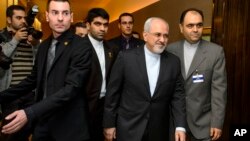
[[64, 41, 68, 46], [108, 52, 112, 58]]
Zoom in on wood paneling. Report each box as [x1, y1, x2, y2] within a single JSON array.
[[212, 0, 250, 140]]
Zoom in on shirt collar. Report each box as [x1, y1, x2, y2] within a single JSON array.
[[144, 45, 160, 58], [184, 40, 200, 48], [88, 34, 103, 47]]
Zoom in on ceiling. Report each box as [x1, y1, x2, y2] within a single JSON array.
[[20, 0, 160, 23]]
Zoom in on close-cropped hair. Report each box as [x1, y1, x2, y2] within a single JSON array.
[[118, 13, 134, 23], [144, 17, 154, 32], [85, 8, 109, 23], [75, 22, 87, 28], [46, 0, 71, 11], [179, 8, 204, 24], [6, 5, 25, 17]]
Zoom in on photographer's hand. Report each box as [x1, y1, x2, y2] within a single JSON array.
[[14, 27, 28, 41], [1, 110, 28, 134]]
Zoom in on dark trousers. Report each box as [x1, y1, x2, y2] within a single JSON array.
[[89, 97, 105, 141]]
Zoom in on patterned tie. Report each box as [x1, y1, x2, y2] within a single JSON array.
[[46, 39, 57, 74]]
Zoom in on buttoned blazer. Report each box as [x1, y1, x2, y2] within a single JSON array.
[[167, 39, 227, 139], [103, 46, 186, 141]]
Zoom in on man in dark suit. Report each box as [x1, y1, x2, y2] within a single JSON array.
[[0, 0, 91, 141], [167, 8, 227, 141], [103, 17, 186, 141], [108, 13, 144, 51], [84, 8, 118, 141]]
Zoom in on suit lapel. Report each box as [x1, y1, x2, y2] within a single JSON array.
[[152, 51, 167, 98], [177, 41, 186, 79], [104, 41, 112, 75], [37, 37, 51, 90], [136, 47, 151, 98], [186, 41, 207, 79], [47, 31, 73, 75]]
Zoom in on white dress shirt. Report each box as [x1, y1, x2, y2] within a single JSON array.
[[88, 34, 106, 98], [144, 46, 160, 96], [184, 41, 199, 76]]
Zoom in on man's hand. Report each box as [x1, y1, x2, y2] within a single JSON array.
[[14, 27, 28, 41], [175, 130, 186, 141], [104, 127, 116, 141], [210, 128, 222, 140], [1, 110, 28, 134]]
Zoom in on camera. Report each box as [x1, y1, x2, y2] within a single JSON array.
[[0, 45, 13, 70], [25, 5, 43, 40]]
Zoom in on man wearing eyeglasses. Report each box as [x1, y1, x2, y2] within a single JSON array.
[[167, 8, 227, 141], [108, 13, 144, 51], [103, 17, 186, 141]]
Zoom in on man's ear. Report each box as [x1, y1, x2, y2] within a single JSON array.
[[86, 22, 90, 30], [179, 24, 183, 33], [7, 17, 11, 25], [142, 31, 147, 42], [45, 11, 49, 22], [71, 13, 73, 23]]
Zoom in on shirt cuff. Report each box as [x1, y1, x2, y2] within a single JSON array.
[[176, 127, 186, 132]]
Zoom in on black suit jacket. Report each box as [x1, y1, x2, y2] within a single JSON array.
[[85, 36, 118, 115], [103, 46, 186, 141], [0, 30, 91, 141], [108, 35, 144, 51]]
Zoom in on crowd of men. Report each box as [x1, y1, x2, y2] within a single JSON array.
[[0, 0, 227, 141]]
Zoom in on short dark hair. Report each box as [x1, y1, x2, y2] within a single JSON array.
[[118, 13, 134, 23], [46, 0, 71, 11], [180, 8, 204, 24], [71, 22, 87, 33], [6, 5, 25, 18], [85, 8, 109, 23], [74, 22, 87, 28]]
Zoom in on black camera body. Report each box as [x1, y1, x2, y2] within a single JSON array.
[[26, 5, 43, 40], [0, 45, 13, 70]]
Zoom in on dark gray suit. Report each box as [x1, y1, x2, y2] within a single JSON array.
[[167, 39, 227, 139], [103, 46, 186, 141]]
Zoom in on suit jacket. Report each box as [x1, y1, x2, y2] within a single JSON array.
[[0, 30, 91, 141], [103, 46, 186, 141], [167, 39, 227, 139], [108, 35, 144, 51], [85, 36, 118, 115]]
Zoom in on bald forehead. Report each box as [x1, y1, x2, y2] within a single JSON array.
[[150, 18, 169, 31], [184, 11, 203, 21]]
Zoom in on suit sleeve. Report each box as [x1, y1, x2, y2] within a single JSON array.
[[103, 52, 124, 128], [211, 47, 227, 129], [171, 58, 186, 128]]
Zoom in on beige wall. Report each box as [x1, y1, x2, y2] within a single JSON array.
[[106, 0, 213, 43]]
